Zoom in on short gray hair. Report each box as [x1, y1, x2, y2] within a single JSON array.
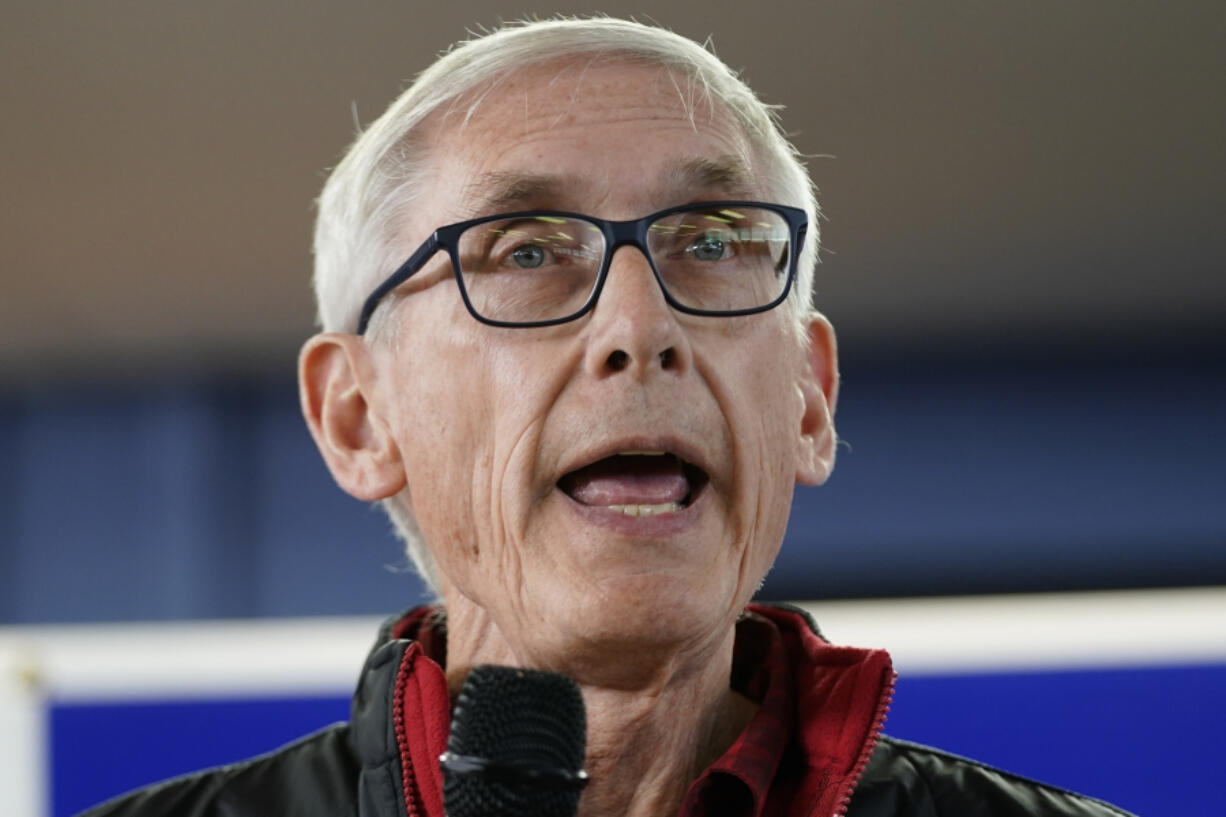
[[312, 16, 822, 593]]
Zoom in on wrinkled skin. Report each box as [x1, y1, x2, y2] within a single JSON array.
[[301, 57, 838, 817]]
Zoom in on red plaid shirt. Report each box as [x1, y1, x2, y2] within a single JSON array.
[[680, 605, 893, 817]]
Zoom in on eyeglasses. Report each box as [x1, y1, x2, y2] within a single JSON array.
[[355, 201, 807, 333]]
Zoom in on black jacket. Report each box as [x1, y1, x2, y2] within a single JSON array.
[[80, 610, 1135, 817]]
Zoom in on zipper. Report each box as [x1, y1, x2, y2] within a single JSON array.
[[393, 647, 423, 817], [832, 667, 896, 817]]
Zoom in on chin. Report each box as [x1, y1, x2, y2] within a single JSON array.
[[537, 567, 745, 650]]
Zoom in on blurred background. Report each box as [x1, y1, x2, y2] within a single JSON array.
[[1, 2, 1224, 815], [3, 0, 1222, 620]]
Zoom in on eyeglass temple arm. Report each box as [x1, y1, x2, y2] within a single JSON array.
[[356, 234, 444, 335]]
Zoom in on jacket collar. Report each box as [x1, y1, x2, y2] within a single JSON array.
[[351, 610, 450, 817], [348, 604, 893, 817]]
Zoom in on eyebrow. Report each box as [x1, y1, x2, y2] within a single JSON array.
[[662, 155, 759, 201], [460, 154, 760, 217], [462, 171, 564, 215]]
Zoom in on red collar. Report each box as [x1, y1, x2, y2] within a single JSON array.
[[682, 604, 894, 817]]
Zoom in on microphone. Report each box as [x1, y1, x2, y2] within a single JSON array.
[[440, 665, 589, 817]]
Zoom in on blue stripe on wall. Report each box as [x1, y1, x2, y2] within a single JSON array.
[[885, 663, 1226, 817], [51, 663, 1224, 816], [50, 695, 352, 817], [2, 348, 1223, 623]]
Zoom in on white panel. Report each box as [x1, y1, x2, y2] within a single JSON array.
[[1, 586, 1223, 817], [798, 586, 1226, 674], [0, 638, 47, 817], [0, 587, 1218, 701], [0, 616, 380, 702]]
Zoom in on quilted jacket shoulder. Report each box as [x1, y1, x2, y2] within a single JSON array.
[[78, 723, 360, 817], [82, 730, 1138, 817], [848, 736, 1136, 817]]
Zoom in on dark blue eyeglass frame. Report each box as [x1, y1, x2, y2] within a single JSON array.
[[355, 200, 807, 334]]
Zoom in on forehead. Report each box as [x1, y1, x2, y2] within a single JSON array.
[[414, 57, 765, 223]]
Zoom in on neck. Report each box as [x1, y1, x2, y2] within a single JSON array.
[[577, 666, 758, 817], [440, 599, 758, 817]]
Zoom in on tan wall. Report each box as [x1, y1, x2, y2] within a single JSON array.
[[3, 1, 1223, 382]]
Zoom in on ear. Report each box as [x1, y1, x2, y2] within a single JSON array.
[[794, 313, 839, 486], [299, 333, 407, 501]]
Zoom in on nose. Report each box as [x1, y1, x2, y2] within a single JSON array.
[[582, 244, 692, 380]]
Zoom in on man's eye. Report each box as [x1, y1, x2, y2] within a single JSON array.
[[508, 243, 548, 268], [687, 235, 730, 262]]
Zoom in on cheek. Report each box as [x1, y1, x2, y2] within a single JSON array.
[[388, 330, 564, 582], [382, 322, 497, 558], [757, 366, 804, 526], [717, 332, 803, 566], [741, 328, 805, 479], [397, 377, 489, 546]]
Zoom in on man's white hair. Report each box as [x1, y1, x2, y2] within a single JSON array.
[[312, 16, 821, 593]]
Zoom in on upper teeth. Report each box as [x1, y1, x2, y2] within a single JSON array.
[[619, 450, 668, 456], [609, 502, 681, 517]]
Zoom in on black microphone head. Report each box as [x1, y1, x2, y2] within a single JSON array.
[[442, 665, 587, 817]]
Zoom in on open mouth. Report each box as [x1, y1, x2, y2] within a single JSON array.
[[557, 452, 710, 517]]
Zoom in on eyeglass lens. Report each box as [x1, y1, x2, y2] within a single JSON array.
[[454, 206, 791, 324]]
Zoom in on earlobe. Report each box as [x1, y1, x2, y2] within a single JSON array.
[[299, 333, 407, 501], [795, 314, 839, 486]]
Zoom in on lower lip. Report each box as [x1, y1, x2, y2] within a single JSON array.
[[558, 484, 707, 536]]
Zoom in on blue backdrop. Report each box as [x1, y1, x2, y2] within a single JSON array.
[[52, 662, 1224, 817], [3, 344, 1223, 624]]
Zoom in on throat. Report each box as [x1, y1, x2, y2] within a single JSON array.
[[576, 682, 758, 817]]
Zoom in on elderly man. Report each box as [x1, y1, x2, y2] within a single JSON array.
[[83, 17, 1130, 817]]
